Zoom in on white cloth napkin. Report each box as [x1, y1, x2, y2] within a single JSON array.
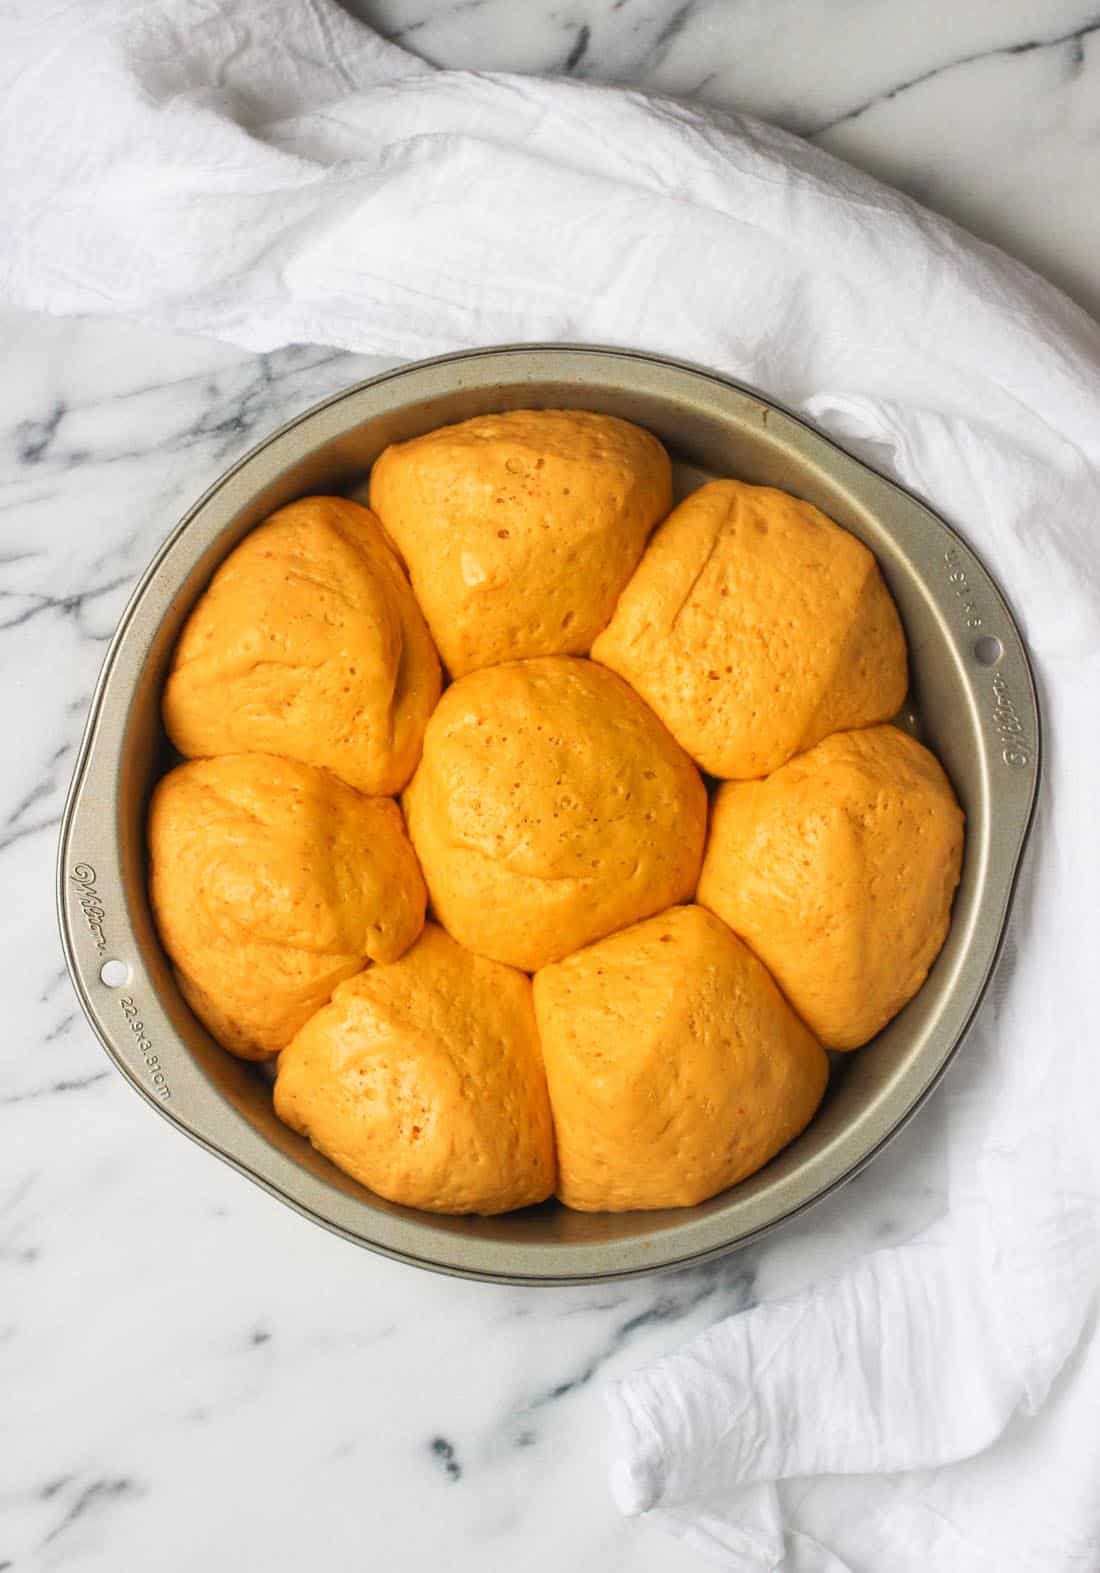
[[6, 4, 1100, 1569]]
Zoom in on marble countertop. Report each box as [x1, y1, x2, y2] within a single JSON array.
[[4, 3, 1098, 1569]]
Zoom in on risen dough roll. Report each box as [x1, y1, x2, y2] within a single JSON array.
[[162, 495, 441, 795], [274, 924, 556, 1214], [698, 725, 965, 1049], [592, 479, 907, 779], [534, 905, 827, 1211], [369, 409, 671, 676], [403, 657, 707, 971], [148, 754, 425, 1060]]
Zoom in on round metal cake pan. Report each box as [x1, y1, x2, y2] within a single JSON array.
[[57, 346, 1040, 1284]]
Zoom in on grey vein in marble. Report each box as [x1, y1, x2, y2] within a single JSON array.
[[812, 11, 1100, 134]]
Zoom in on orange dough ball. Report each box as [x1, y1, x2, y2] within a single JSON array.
[[592, 479, 907, 779], [402, 657, 707, 971], [163, 495, 441, 795], [369, 409, 671, 676], [148, 754, 425, 1059], [274, 924, 556, 1214], [698, 725, 965, 1049], [534, 905, 827, 1211]]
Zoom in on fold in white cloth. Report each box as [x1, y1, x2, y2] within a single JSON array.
[[6, 4, 1099, 1569]]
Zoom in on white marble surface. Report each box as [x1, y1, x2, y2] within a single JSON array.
[[2, 3, 1098, 1569]]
